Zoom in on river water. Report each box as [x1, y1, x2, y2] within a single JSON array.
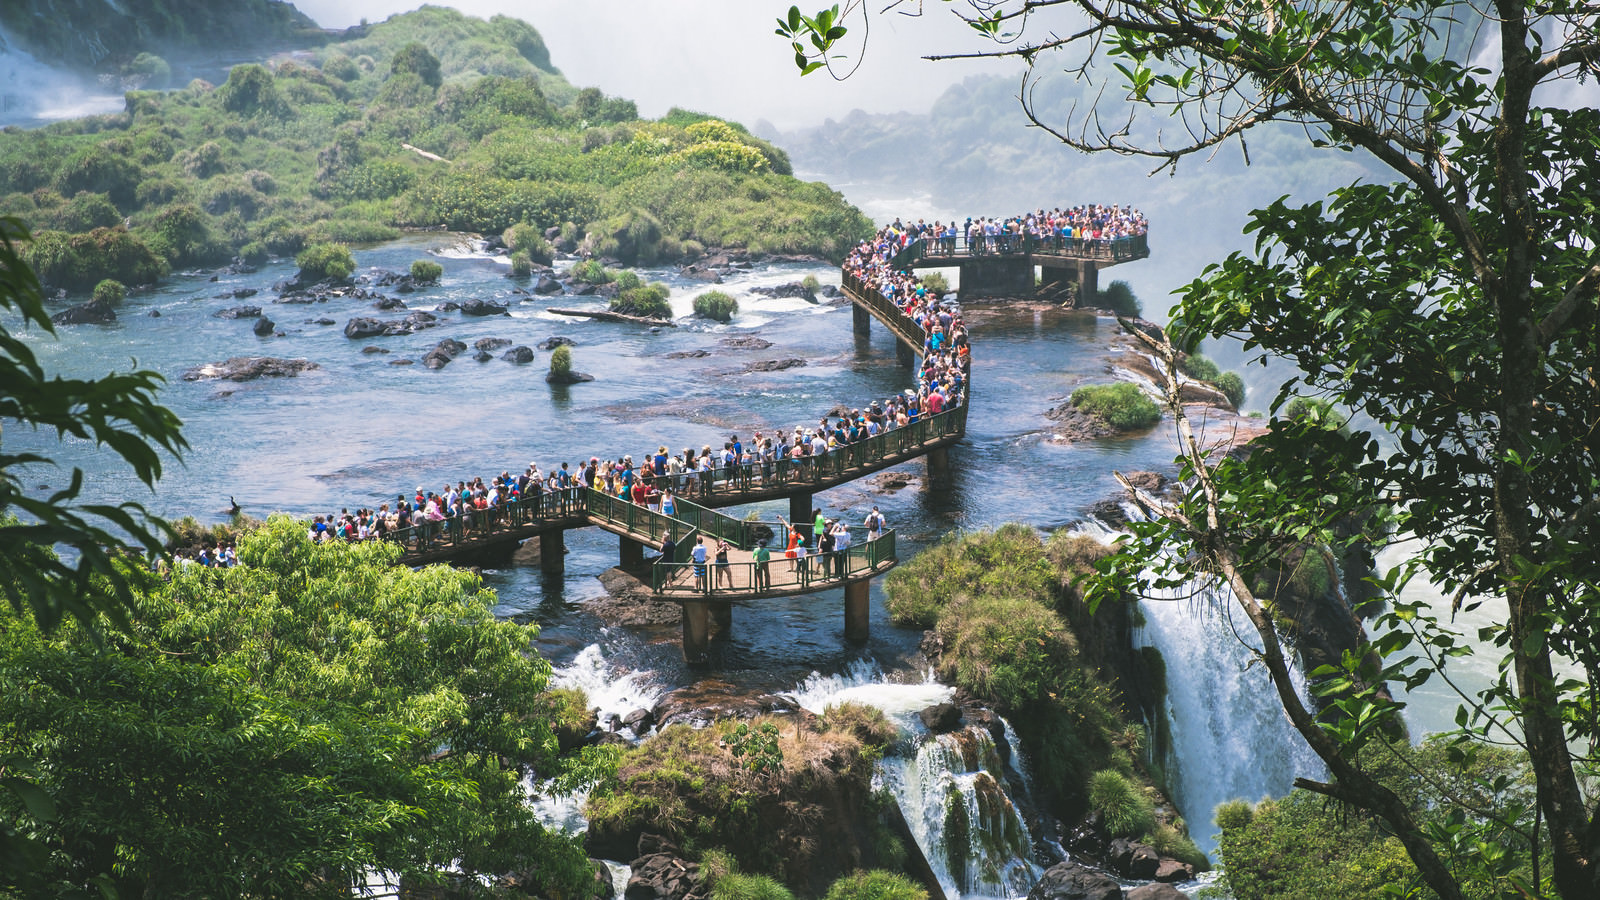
[[13, 233, 1296, 892]]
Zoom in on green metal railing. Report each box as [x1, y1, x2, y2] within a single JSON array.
[[583, 488, 697, 547], [842, 271, 928, 349], [891, 231, 1150, 264], [651, 528, 897, 596], [386, 486, 586, 555]]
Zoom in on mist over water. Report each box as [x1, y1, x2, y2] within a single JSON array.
[[0, 28, 123, 127]]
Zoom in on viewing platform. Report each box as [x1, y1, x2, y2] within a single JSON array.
[[897, 232, 1150, 299]]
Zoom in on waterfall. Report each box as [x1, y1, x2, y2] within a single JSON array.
[[551, 642, 666, 730], [787, 664, 1040, 900], [1135, 581, 1326, 855]]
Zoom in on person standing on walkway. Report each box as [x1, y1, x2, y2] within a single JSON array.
[[714, 538, 733, 589], [818, 521, 836, 577], [753, 541, 771, 591], [865, 506, 886, 541], [813, 508, 826, 551], [691, 537, 708, 592]]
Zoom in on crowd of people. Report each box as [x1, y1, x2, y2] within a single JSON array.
[[865, 204, 1149, 257], [294, 217, 981, 592]]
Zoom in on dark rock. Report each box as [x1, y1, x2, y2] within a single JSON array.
[[344, 317, 387, 339], [918, 702, 963, 733], [593, 731, 632, 747], [252, 316, 275, 336], [388, 311, 439, 335], [474, 337, 513, 351], [718, 336, 773, 350], [436, 301, 461, 312], [665, 349, 711, 359], [390, 358, 414, 366], [1123, 471, 1168, 493], [1027, 861, 1123, 900], [148, 309, 161, 317], [473, 350, 494, 362], [501, 346, 535, 364], [1088, 499, 1129, 529], [622, 708, 656, 734], [586, 567, 682, 626], [750, 282, 819, 302], [182, 357, 319, 382], [1107, 839, 1160, 880], [534, 274, 564, 295], [553, 708, 599, 755], [652, 682, 801, 729], [306, 317, 334, 326], [544, 225, 562, 241], [214, 305, 263, 319], [1045, 402, 1122, 442], [546, 370, 595, 384], [423, 339, 467, 370], [570, 281, 598, 296], [373, 296, 407, 310], [361, 346, 389, 354], [624, 853, 706, 900], [1152, 860, 1195, 884], [679, 263, 723, 284], [459, 298, 510, 317], [638, 834, 680, 858], [231, 287, 258, 299], [51, 299, 117, 325], [739, 358, 806, 374], [537, 336, 575, 350]]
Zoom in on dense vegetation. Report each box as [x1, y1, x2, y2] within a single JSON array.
[[0, 6, 872, 294], [1069, 382, 1162, 430], [0, 516, 593, 897], [881, 525, 1203, 866]]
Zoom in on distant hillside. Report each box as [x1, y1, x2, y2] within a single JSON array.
[[765, 73, 1384, 309], [0, 6, 871, 293], [0, 0, 323, 74]]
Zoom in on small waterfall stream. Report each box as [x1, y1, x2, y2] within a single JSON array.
[[1135, 579, 1326, 855]]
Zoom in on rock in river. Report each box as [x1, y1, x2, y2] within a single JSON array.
[[423, 338, 468, 370], [459, 298, 510, 316], [501, 345, 535, 364], [50, 299, 117, 326], [1027, 861, 1124, 900], [183, 357, 319, 382], [214, 305, 262, 319]]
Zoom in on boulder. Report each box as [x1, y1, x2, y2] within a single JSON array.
[[501, 346, 535, 364], [459, 298, 510, 317], [1152, 859, 1196, 883], [1127, 885, 1186, 900], [918, 702, 963, 734], [388, 311, 439, 335], [679, 263, 723, 283], [625, 852, 706, 900], [473, 350, 494, 362], [423, 339, 468, 370], [546, 370, 595, 384], [739, 358, 806, 374], [182, 357, 319, 382], [252, 316, 275, 336], [51, 299, 117, 325], [344, 317, 387, 339], [214, 305, 263, 319], [750, 282, 819, 302], [665, 349, 711, 359], [361, 346, 389, 354], [1107, 839, 1160, 880], [534, 274, 564, 295], [373, 296, 407, 310], [390, 358, 414, 366], [148, 309, 161, 317], [622, 708, 656, 734], [474, 337, 513, 351], [719, 336, 773, 350], [309, 317, 336, 326], [537, 336, 576, 350], [1027, 862, 1123, 900]]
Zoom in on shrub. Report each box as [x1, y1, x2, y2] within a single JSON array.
[[216, 64, 285, 117], [1178, 353, 1222, 382], [410, 259, 443, 283], [1088, 770, 1154, 837], [918, 271, 950, 295], [800, 273, 821, 296], [503, 222, 553, 265], [1214, 799, 1255, 831], [1070, 383, 1161, 430], [238, 241, 269, 265], [549, 344, 572, 378], [820, 702, 898, 747], [320, 51, 361, 81], [390, 42, 443, 88], [92, 279, 125, 305], [178, 141, 226, 179], [823, 871, 927, 900], [568, 258, 613, 284], [610, 282, 671, 318], [125, 52, 172, 89], [55, 192, 121, 232], [711, 873, 793, 900], [509, 249, 532, 277], [693, 290, 738, 322], [1145, 822, 1208, 869], [611, 269, 642, 291], [1214, 371, 1246, 408], [1098, 280, 1142, 317], [295, 242, 355, 281], [25, 227, 166, 292]]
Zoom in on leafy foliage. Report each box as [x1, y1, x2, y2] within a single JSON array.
[[693, 290, 739, 322], [409, 258, 442, 283], [295, 241, 354, 281], [1070, 383, 1160, 430], [0, 516, 592, 897], [823, 871, 928, 900], [1098, 280, 1141, 317], [610, 282, 672, 319], [549, 344, 573, 378], [91, 279, 125, 306], [1087, 769, 1154, 837]]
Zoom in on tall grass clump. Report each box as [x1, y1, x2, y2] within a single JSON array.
[[549, 344, 572, 378], [693, 290, 738, 322], [409, 258, 442, 283], [569, 258, 613, 284], [295, 242, 354, 281], [1088, 769, 1155, 837], [610, 282, 671, 318], [823, 871, 927, 900], [1070, 382, 1161, 430]]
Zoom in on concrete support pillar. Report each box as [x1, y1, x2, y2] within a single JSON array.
[[1078, 260, 1099, 302], [844, 579, 871, 641], [712, 603, 733, 634], [925, 446, 953, 491], [619, 535, 645, 570], [539, 530, 565, 574], [852, 303, 871, 337], [682, 601, 711, 664], [896, 341, 915, 368], [790, 492, 813, 528]]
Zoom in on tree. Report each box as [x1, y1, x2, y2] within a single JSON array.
[[390, 41, 442, 88], [0, 216, 185, 633], [0, 516, 593, 897], [781, 2, 1600, 897]]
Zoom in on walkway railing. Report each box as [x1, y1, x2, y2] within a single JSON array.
[[584, 488, 697, 548], [842, 270, 928, 349], [387, 486, 586, 555], [892, 231, 1150, 265], [652, 529, 896, 596]]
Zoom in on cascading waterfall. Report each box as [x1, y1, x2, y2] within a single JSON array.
[[1134, 578, 1326, 856], [788, 663, 1040, 900]]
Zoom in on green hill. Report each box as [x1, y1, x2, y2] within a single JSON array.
[[0, 6, 872, 292]]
